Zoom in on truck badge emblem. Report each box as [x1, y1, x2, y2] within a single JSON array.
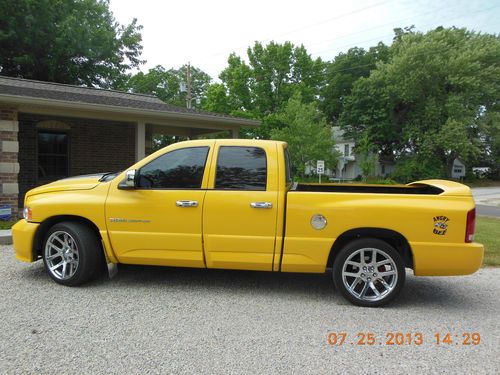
[[433, 216, 449, 235]]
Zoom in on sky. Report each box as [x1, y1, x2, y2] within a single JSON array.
[[109, 0, 500, 80]]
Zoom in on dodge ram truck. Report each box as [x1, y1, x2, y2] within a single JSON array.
[[12, 139, 484, 307]]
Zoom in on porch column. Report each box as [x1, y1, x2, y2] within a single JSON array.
[[135, 121, 146, 162], [145, 124, 153, 156], [0, 107, 19, 217], [231, 128, 239, 139]]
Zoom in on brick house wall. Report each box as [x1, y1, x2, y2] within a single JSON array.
[[18, 113, 136, 208], [0, 106, 19, 217]]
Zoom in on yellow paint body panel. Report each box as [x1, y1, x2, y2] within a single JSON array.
[[12, 139, 483, 279], [281, 191, 483, 275], [411, 242, 484, 276], [12, 220, 38, 262], [202, 140, 281, 271]]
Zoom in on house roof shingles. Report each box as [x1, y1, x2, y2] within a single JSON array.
[[0, 75, 255, 123]]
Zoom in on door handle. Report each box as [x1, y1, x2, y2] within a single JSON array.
[[250, 202, 273, 209], [176, 200, 198, 207]]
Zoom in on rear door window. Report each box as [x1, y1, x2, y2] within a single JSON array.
[[215, 146, 267, 190]]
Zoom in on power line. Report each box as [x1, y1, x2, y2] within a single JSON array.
[[269, 0, 393, 40], [305, 5, 450, 50], [197, 0, 393, 60], [193, 1, 498, 65], [309, 3, 500, 57]]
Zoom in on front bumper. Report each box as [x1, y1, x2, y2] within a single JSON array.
[[12, 219, 39, 263], [411, 241, 484, 276]]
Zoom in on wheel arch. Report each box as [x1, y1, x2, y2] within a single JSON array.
[[32, 215, 103, 261], [327, 227, 413, 269]]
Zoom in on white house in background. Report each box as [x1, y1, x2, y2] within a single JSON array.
[[307, 127, 468, 180], [331, 127, 395, 180], [451, 158, 466, 179]]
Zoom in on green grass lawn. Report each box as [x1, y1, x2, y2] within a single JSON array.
[[0, 220, 17, 230], [475, 216, 500, 266]]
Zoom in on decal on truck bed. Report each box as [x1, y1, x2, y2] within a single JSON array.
[[433, 216, 450, 235]]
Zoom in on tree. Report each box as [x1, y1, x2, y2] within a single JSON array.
[[270, 93, 337, 177], [204, 83, 232, 114], [356, 131, 377, 181], [126, 64, 211, 108], [321, 43, 390, 124], [477, 111, 500, 179], [0, 0, 143, 88], [206, 41, 325, 138], [341, 27, 500, 181]]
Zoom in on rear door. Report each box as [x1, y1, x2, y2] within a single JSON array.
[[202, 141, 279, 271]]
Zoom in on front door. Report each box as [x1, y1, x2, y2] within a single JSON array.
[[106, 142, 214, 267], [203, 143, 279, 271]]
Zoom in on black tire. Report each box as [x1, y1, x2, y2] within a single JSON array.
[[332, 238, 405, 307], [42, 221, 102, 286]]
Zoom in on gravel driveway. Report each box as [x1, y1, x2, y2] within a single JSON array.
[[1, 245, 499, 374]]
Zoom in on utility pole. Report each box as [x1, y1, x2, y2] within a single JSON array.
[[186, 62, 192, 109]]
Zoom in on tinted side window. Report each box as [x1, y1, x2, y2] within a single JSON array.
[[215, 146, 267, 190], [138, 147, 209, 189]]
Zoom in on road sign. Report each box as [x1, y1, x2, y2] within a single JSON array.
[[317, 160, 325, 174]]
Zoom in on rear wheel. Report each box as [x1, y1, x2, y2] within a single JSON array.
[[42, 222, 102, 286], [332, 238, 405, 307]]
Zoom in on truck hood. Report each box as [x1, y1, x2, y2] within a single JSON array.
[[26, 174, 107, 197]]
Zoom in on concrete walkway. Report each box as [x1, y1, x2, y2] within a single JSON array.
[[0, 229, 12, 245]]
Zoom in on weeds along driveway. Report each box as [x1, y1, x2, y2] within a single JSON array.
[[0, 245, 499, 374]]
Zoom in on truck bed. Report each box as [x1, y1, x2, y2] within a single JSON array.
[[293, 183, 444, 195]]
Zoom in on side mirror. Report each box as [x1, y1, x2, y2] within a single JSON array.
[[118, 169, 138, 189]]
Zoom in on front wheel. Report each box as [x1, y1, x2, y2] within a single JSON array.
[[42, 222, 102, 286], [332, 238, 405, 307]]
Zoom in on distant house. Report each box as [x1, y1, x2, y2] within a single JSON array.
[[331, 127, 395, 180], [451, 158, 466, 179]]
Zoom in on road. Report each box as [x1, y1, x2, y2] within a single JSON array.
[[472, 187, 500, 217], [473, 187, 500, 217], [477, 204, 500, 218], [0, 245, 499, 374]]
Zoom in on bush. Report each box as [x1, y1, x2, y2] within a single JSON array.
[[391, 156, 447, 183], [364, 177, 399, 185]]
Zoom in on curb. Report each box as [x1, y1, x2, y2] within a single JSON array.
[[0, 230, 12, 245]]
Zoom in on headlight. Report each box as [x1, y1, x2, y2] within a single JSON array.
[[23, 207, 32, 221]]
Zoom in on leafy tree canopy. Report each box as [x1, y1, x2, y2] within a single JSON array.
[[205, 41, 325, 138], [271, 92, 337, 177], [126, 64, 211, 108], [0, 0, 143, 88], [321, 42, 390, 123], [340, 27, 500, 180]]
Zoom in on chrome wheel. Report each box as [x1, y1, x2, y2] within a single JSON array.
[[341, 247, 398, 302], [44, 231, 79, 280]]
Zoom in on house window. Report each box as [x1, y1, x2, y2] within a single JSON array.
[[37, 131, 69, 179], [454, 168, 463, 174], [344, 144, 349, 156]]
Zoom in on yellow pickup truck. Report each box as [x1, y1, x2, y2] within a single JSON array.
[[12, 139, 484, 306]]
